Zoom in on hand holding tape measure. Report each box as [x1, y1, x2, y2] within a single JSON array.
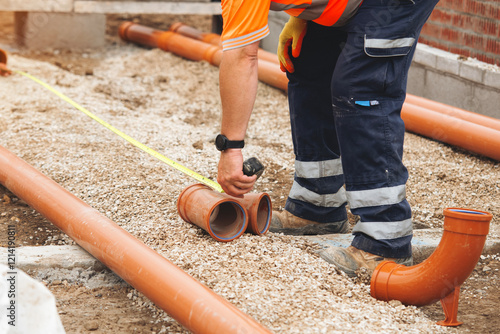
[[243, 157, 264, 178]]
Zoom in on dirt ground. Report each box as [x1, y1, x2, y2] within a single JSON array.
[[1, 11, 499, 334]]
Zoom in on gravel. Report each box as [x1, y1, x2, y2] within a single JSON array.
[[1, 41, 498, 333]]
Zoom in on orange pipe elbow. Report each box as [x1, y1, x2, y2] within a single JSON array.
[[371, 208, 492, 326], [0, 145, 271, 334]]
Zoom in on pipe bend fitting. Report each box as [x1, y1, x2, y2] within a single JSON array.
[[371, 208, 492, 307]]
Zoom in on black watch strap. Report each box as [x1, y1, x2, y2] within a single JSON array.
[[215, 134, 245, 151]]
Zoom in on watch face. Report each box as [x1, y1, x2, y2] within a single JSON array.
[[215, 134, 244, 150], [215, 134, 227, 151]]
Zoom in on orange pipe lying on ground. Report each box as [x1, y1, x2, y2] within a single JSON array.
[[401, 103, 500, 160], [169, 22, 280, 66], [371, 208, 492, 326], [405, 94, 500, 132], [178, 184, 271, 238], [177, 183, 249, 242], [0, 144, 271, 334], [169, 22, 222, 47], [238, 191, 272, 235], [0, 48, 11, 76], [0, 48, 7, 64]]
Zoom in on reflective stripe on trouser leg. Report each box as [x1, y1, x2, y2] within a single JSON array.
[[285, 23, 348, 223], [286, 159, 348, 223], [348, 185, 413, 239]]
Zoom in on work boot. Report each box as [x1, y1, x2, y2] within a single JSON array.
[[318, 245, 413, 277], [269, 210, 349, 235]]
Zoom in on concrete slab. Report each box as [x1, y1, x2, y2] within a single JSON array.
[[15, 12, 106, 50], [0, 245, 130, 287], [74, 1, 222, 14], [0, 245, 105, 272], [0, 0, 73, 12]]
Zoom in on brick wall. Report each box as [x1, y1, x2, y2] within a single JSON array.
[[419, 0, 500, 66]]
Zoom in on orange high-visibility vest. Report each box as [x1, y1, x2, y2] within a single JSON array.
[[221, 0, 359, 51]]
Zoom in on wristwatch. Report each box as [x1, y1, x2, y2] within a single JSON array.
[[215, 134, 245, 151]]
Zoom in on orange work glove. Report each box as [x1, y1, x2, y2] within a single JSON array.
[[277, 16, 307, 73]]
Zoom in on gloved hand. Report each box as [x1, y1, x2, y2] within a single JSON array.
[[277, 16, 307, 73]]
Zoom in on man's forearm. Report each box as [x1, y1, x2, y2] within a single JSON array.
[[219, 43, 260, 140]]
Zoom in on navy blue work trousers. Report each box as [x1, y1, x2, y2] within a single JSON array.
[[285, 0, 439, 258]]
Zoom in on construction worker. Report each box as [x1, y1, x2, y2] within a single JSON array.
[[215, 0, 439, 277]]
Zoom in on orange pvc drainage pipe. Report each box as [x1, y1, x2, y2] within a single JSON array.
[[119, 22, 288, 91], [401, 103, 500, 161], [0, 48, 11, 77], [119, 21, 221, 65], [371, 208, 492, 326], [178, 184, 271, 239], [0, 48, 7, 64], [238, 191, 272, 235], [177, 183, 249, 242], [169, 22, 222, 47], [405, 94, 500, 132], [0, 144, 271, 334]]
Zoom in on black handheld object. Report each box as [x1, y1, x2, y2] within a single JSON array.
[[243, 157, 265, 179]]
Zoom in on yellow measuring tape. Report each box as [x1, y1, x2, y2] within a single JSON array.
[[12, 69, 224, 193]]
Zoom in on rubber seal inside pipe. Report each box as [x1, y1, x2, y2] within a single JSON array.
[[256, 196, 271, 234], [208, 202, 247, 241], [449, 209, 487, 215]]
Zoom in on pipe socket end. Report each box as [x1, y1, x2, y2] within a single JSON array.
[[169, 22, 185, 33], [177, 184, 248, 242], [118, 22, 135, 41], [240, 192, 272, 235], [443, 207, 492, 235]]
